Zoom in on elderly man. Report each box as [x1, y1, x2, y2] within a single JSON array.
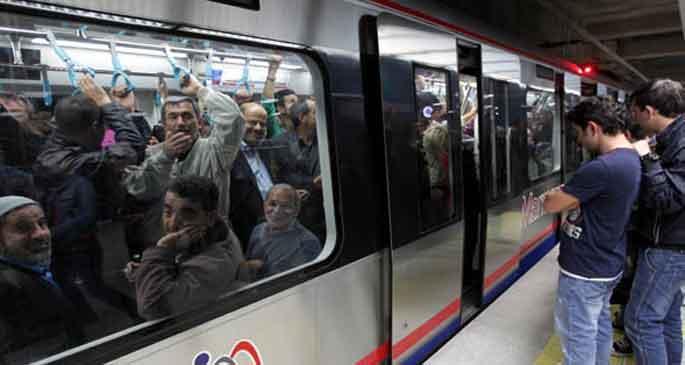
[[243, 184, 321, 280], [125, 73, 245, 269], [129, 176, 237, 320], [0, 196, 84, 363]]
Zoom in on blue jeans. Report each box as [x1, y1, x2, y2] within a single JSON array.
[[555, 272, 620, 365], [625, 248, 685, 365]]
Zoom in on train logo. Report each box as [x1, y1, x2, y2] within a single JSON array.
[[521, 191, 545, 230], [193, 340, 263, 365]]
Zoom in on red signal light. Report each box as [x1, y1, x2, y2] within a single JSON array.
[[584, 65, 593, 74]]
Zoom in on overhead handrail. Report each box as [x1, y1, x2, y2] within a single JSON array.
[[109, 39, 136, 93], [163, 44, 191, 83], [45, 29, 96, 93]]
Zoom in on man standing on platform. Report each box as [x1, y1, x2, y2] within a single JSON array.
[[624, 79, 685, 365], [542, 97, 641, 365]]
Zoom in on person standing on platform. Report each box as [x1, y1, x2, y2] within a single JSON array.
[[624, 79, 685, 365], [542, 97, 641, 365]]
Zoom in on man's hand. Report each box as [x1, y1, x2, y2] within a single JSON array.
[[156, 225, 206, 251], [313, 175, 322, 190], [162, 132, 194, 159], [267, 55, 282, 77], [79, 75, 111, 107], [180, 74, 203, 97], [633, 139, 652, 157], [124, 261, 140, 282]]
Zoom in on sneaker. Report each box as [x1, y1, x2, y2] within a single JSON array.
[[612, 337, 633, 357]]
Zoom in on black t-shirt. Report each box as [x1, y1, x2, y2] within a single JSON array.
[[559, 148, 641, 279]]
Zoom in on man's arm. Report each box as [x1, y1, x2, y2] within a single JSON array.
[[199, 87, 245, 170], [635, 139, 685, 214], [543, 187, 580, 214]]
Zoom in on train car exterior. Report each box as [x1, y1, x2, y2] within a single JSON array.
[[0, 1, 628, 364]]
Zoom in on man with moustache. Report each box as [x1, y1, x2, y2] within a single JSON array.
[[0, 196, 84, 364], [124, 73, 245, 270], [128, 176, 237, 320], [243, 184, 321, 280]]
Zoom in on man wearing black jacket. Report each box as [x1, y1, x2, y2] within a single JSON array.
[[625, 79, 685, 365], [35, 75, 145, 218]]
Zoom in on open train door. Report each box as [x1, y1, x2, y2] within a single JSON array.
[[363, 13, 473, 364]]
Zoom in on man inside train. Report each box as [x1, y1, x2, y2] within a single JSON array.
[[623, 79, 685, 364], [272, 99, 325, 241], [124, 72, 245, 276], [128, 176, 238, 320], [274, 88, 298, 132], [241, 184, 321, 280], [0, 196, 85, 363], [542, 97, 641, 365], [110, 85, 153, 143], [229, 102, 287, 250], [35, 75, 145, 219]]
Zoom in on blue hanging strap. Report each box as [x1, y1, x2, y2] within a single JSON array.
[[109, 40, 135, 93], [41, 67, 52, 107], [154, 73, 165, 109], [45, 30, 95, 94], [204, 48, 214, 89], [163, 45, 191, 81], [233, 57, 251, 94]]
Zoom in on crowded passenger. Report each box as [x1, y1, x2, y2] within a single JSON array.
[[229, 102, 286, 249], [273, 99, 325, 241], [0, 94, 52, 169], [261, 55, 286, 138], [623, 79, 685, 364], [274, 88, 298, 132], [542, 97, 641, 365], [35, 75, 145, 218], [242, 184, 321, 281], [127, 176, 238, 320], [110, 85, 153, 142], [0, 196, 85, 363], [124, 73, 245, 272]]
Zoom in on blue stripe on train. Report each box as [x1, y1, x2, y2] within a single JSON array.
[[400, 315, 462, 365]]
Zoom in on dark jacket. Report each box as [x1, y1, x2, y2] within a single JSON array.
[[39, 175, 98, 254], [0, 261, 84, 364], [635, 114, 685, 246], [229, 141, 286, 249], [133, 221, 238, 320], [35, 102, 145, 217]]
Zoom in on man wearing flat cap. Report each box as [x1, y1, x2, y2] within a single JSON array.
[[0, 196, 84, 364]]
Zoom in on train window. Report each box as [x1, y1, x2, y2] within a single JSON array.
[[414, 66, 454, 231], [526, 88, 561, 180], [0, 11, 332, 363]]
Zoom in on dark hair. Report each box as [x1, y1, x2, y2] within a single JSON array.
[[161, 95, 201, 121], [274, 89, 296, 107], [628, 121, 647, 141], [289, 100, 312, 129], [54, 94, 101, 134], [630, 79, 685, 118], [167, 175, 218, 212], [416, 92, 441, 122], [566, 97, 627, 136]]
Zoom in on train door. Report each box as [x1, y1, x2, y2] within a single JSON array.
[[373, 13, 466, 364], [457, 41, 486, 321]]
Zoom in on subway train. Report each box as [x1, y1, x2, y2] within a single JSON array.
[[0, 1, 628, 364]]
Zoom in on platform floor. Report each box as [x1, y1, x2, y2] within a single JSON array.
[[426, 246, 685, 365], [426, 246, 558, 365]]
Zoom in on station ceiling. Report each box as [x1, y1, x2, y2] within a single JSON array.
[[437, 0, 685, 89]]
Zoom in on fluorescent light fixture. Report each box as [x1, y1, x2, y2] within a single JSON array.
[[179, 26, 306, 50], [0, 0, 175, 29], [32, 37, 188, 58]]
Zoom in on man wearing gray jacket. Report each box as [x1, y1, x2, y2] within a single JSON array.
[[124, 74, 245, 273]]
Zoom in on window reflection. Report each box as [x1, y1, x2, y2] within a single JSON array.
[[414, 66, 453, 230], [526, 89, 560, 180]]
